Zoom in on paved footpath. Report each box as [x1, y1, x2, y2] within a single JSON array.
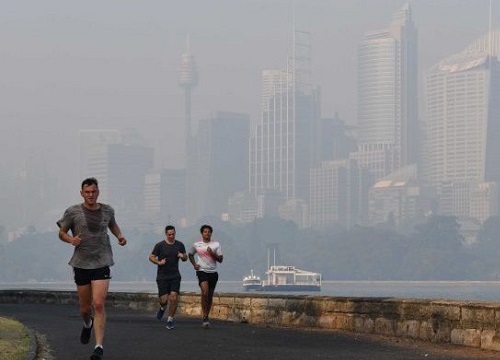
[[1, 303, 498, 360]]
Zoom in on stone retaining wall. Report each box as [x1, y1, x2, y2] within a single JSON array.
[[2, 290, 500, 352]]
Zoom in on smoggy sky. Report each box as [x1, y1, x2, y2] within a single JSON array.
[[0, 0, 496, 190]]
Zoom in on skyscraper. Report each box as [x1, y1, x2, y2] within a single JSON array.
[[319, 114, 357, 162], [79, 129, 154, 226], [144, 169, 186, 229], [78, 129, 121, 203], [310, 159, 370, 229], [357, 3, 418, 174], [423, 31, 500, 187], [249, 30, 320, 205], [187, 111, 250, 222]]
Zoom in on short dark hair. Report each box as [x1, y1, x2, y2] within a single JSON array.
[[200, 224, 213, 234], [165, 225, 176, 233], [81, 177, 98, 189]]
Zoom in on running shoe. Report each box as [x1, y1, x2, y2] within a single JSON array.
[[166, 318, 174, 330], [80, 316, 93, 344], [202, 317, 210, 328], [90, 346, 103, 360], [156, 307, 165, 321]]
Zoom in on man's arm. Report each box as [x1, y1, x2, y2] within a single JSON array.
[[188, 253, 200, 270], [149, 253, 165, 266], [58, 227, 81, 247], [178, 244, 188, 261], [207, 247, 223, 263], [109, 222, 127, 246], [216, 246, 224, 263]]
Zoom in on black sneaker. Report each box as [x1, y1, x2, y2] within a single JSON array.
[[90, 346, 103, 360], [80, 316, 93, 344]]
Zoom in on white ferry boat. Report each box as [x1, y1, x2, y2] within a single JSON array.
[[242, 269, 262, 291], [261, 265, 322, 292], [243, 247, 322, 292]]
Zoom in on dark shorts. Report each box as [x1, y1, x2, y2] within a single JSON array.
[[73, 266, 111, 286], [196, 271, 218, 290], [156, 277, 181, 297]]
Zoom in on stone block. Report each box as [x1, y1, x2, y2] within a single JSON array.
[[461, 306, 496, 329], [321, 299, 356, 313], [481, 330, 500, 351], [332, 314, 355, 330], [419, 304, 461, 322], [396, 320, 419, 339], [374, 317, 395, 336], [354, 316, 374, 334], [451, 328, 481, 347], [317, 314, 335, 329], [420, 321, 436, 341]]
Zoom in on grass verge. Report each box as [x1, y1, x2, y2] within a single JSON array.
[[0, 317, 29, 360]]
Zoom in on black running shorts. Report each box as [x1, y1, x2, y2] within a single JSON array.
[[157, 277, 181, 296], [196, 271, 219, 290], [73, 266, 111, 286]]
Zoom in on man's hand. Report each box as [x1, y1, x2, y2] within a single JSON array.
[[207, 247, 223, 262], [207, 247, 217, 259], [118, 236, 127, 246], [71, 233, 82, 247]]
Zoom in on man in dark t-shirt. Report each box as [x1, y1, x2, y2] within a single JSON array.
[[149, 225, 187, 329]]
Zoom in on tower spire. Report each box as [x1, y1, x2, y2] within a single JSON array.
[[178, 35, 198, 151]]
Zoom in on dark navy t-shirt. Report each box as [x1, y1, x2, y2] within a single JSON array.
[[151, 240, 186, 280]]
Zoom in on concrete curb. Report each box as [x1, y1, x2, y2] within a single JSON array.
[[24, 326, 37, 360]]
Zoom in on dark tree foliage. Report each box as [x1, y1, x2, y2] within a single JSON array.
[[400, 216, 468, 280], [3, 214, 500, 282]]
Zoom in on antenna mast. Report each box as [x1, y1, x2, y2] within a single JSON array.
[[489, 0, 493, 67]]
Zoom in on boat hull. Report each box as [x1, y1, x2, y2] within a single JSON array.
[[243, 284, 263, 291]]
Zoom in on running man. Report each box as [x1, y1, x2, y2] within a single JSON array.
[[188, 224, 223, 328], [149, 225, 187, 329], [57, 177, 127, 360]]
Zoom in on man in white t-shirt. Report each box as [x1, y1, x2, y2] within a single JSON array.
[[188, 224, 223, 328]]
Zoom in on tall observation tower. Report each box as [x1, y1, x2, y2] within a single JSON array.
[[178, 36, 198, 152], [179, 36, 199, 225]]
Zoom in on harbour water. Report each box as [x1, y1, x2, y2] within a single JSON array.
[[2, 280, 500, 302]]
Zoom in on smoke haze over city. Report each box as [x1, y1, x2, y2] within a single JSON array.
[[2, 0, 500, 283], [0, 0, 500, 239], [1, 1, 494, 192]]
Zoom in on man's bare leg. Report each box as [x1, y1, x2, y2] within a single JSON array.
[[200, 281, 210, 319], [91, 279, 110, 346], [77, 284, 93, 327], [168, 292, 178, 318]]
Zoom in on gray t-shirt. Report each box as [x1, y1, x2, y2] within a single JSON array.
[[57, 203, 117, 269]]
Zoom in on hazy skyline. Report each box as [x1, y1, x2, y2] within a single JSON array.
[[0, 0, 496, 196]]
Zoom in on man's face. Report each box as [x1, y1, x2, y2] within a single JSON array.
[[80, 184, 99, 206], [166, 229, 176, 241], [202, 228, 212, 241]]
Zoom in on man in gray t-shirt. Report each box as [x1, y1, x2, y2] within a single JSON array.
[[57, 177, 127, 360]]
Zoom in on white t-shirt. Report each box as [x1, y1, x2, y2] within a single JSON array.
[[189, 240, 222, 273]]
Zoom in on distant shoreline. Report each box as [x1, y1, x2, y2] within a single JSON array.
[[2, 280, 500, 301]]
